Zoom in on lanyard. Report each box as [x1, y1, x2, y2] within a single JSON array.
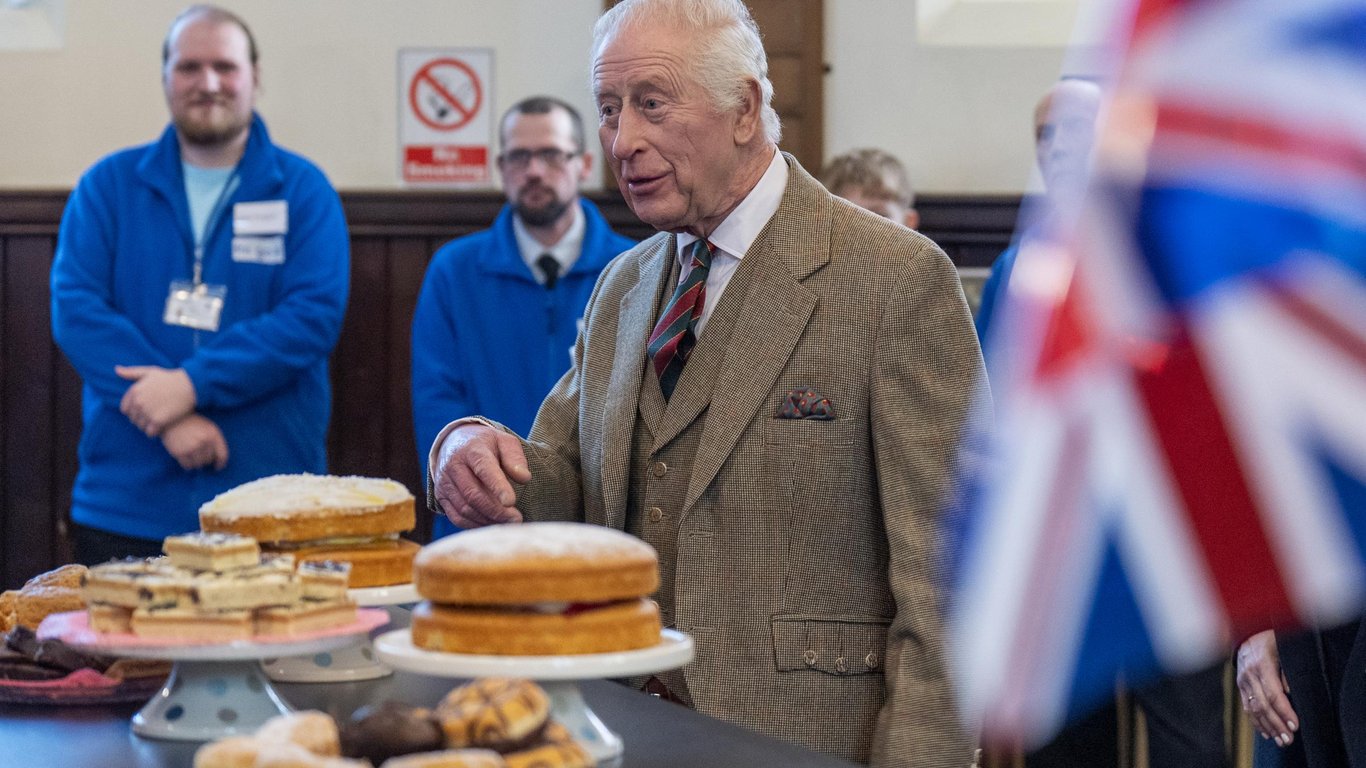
[[192, 171, 241, 287]]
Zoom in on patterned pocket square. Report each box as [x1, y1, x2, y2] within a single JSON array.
[[777, 386, 835, 420]]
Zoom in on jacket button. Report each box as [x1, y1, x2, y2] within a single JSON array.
[[865, 652, 879, 668], [652, 461, 668, 477], [803, 650, 817, 666], [835, 656, 848, 674], [648, 507, 663, 523]]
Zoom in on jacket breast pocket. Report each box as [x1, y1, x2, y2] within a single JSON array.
[[763, 416, 860, 447], [772, 615, 889, 676]]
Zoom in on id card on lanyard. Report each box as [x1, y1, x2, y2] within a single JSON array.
[[164, 172, 238, 332]]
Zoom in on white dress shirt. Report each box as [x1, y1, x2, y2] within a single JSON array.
[[673, 147, 787, 338]]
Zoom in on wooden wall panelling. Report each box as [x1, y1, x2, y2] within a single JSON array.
[[328, 237, 391, 483], [0, 235, 6, 585], [748, 0, 824, 170], [2, 235, 61, 588], [385, 236, 436, 543]]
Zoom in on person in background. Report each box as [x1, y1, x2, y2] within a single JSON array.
[[427, 0, 984, 764], [50, 4, 350, 564], [974, 77, 1101, 344], [1238, 622, 1366, 765], [820, 147, 920, 229], [410, 96, 636, 541], [975, 77, 1230, 768]]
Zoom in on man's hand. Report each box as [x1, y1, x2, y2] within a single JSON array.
[[1237, 629, 1299, 747], [116, 365, 196, 437], [160, 413, 229, 471], [433, 424, 531, 528]]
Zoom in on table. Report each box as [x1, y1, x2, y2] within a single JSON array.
[[0, 672, 862, 768]]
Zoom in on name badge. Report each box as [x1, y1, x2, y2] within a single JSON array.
[[232, 235, 286, 265], [233, 200, 288, 236], [164, 280, 226, 332]]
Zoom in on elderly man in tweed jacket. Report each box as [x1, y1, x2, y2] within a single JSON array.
[[428, 0, 985, 764]]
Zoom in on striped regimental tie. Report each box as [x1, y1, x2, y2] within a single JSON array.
[[647, 239, 713, 400]]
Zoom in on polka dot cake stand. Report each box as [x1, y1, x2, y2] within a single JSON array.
[[38, 608, 388, 742], [260, 582, 419, 683], [374, 628, 693, 767]]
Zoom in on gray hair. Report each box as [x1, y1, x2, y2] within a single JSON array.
[[592, 0, 781, 143]]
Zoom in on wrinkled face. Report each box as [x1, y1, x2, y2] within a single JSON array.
[[498, 109, 590, 227], [1035, 83, 1101, 199], [163, 16, 256, 149], [592, 22, 748, 235], [833, 186, 909, 224]]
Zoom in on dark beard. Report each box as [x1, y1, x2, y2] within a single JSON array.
[[174, 115, 251, 149], [514, 195, 571, 227]]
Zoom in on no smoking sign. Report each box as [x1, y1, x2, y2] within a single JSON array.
[[410, 58, 482, 131], [398, 49, 493, 186]]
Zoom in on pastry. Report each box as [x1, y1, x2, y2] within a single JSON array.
[[194, 734, 264, 768], [502, 742, 593, 768], [88, 603, 134, 633], [412, 523, 660, 655], [185, 558, 301, 611], [434, 678, 550, 752], [340, 700, 445, 764], [253, 741, 371, 768], [163, 531, 261, 571], [0, 589, 17, 632], [80, 557, 193, 609], [256, 710, 343, 757], [15, 584, 85, 630], [130, 606, 253, 640], [297, 560, 352, 601], [255, 600, 357, 636], [200, 474, 417, 588], [288, 539, 420, 590], [380, 749, 507, 768], [23, 563, 88, 590], [411, 599, 659, 657]]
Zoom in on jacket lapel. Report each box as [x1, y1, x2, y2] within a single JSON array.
[[682, 157, 829, 514], [602, 235, 676, 529]]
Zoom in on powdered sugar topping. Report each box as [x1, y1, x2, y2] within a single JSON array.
[[422, 522, 656, 563], [199, 474, 412, 519]]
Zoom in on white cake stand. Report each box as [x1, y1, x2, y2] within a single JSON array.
[[39, 608, 388, 742], [261, 582, 419, 683], [374, 628, 693, 767]]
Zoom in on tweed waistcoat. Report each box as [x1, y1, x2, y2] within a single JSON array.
[[624, 248, 752, 707]]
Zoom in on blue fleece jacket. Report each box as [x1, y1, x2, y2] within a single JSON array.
[[50, 114, 350, 540], [411, 200, 634, 538]]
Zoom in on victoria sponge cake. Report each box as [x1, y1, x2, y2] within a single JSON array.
[[411, 522, 661, 655], [199, 474, 418, 588]]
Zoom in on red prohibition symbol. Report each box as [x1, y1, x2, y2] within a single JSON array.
[[409, 58, 483, 131]]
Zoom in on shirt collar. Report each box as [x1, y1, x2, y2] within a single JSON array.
[[514, 200, 586, 276], [677, 148, 787, 264]]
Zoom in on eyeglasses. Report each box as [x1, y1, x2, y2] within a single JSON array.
[[498, 148, 579, 170]]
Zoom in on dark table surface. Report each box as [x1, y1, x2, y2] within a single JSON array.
[[0, 670, 862, 768]]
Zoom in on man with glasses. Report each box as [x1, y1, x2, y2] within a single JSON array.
[[411, 95, 636, 540]]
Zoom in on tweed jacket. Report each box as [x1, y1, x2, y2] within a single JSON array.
[[511, 155, 983, 766]]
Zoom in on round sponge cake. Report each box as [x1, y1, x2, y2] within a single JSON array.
[[412, 523, 661, 655], [199, 474, 415, 543], [414, 522, 658, 605]]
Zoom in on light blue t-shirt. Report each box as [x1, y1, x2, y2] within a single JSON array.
[[182, 163, 236, 244]]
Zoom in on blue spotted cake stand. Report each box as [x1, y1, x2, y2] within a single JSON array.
[[260, 583, 419, 683], [39, 608, 388, 741], [375, 628, 693, 767]]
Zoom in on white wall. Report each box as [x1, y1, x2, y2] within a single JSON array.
[[0, 0, 1090, 194]]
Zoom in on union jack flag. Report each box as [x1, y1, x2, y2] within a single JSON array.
[[948, 0, 1366, 745]]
